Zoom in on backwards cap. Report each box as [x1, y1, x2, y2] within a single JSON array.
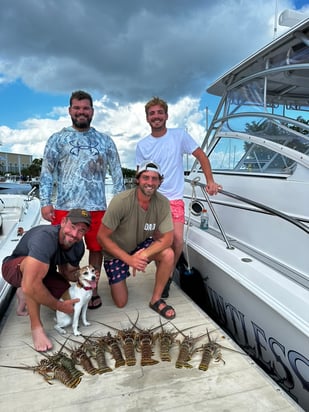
[[136, 161, 163, 179]]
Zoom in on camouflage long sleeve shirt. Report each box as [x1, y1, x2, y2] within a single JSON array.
[[39, 126, 124, 210]]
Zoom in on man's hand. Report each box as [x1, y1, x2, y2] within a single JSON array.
[[41, 205, 55, 222], [57, 298, 80, 314], [130, 249, 149, 277], [206, 182, 222, 195]]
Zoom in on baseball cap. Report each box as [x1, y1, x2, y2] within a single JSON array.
[[136, 161, 163, 179], [67, 209, 91, 226]]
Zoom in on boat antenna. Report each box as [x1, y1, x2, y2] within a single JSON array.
[[273, 0, 278, 39]]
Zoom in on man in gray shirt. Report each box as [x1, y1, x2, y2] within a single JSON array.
[[2, 209, 91, 351]]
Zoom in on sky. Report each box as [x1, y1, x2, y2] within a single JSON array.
[[0, 0, 308, 170]]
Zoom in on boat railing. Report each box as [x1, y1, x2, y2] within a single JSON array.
[[17, 187, 38, 222], [185, 177, 309, 250], [220, 188, 309, 233], [26, 186, 37, 201], [185, 177, 233, 250]]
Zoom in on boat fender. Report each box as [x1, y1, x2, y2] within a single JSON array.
[[176, 253, 213, 315]]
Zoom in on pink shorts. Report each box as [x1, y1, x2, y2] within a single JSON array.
[[2, 256, 70, 299], [53, 210, 105, 252], [170, 199, 185, 224]]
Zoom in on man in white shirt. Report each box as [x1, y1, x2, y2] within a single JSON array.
[[136, 97, 222, 298]]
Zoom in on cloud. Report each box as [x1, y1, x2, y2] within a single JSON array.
[[0, 0, 306, 169], [0, 0, 295, 101]]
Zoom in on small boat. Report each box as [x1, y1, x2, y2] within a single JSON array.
[[0, 188, 41, 316], [105, 175, 113, 185], [29, 177, 40, 188], [181, 18, 309, 410], [0, 174, 32, 192], [0, 180, 32, 193]]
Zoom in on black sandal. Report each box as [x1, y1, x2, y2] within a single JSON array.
[[149, 298, 176, 320], [88, 295, 102, 309]]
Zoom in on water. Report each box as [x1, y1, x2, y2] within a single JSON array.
[[105, 183, 114, 205], [106, 182, 135, 204], [0, 184, 32, 194], [0, 182, 118, 206]]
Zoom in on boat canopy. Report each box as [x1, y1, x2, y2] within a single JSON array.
[[207, 18, 309, 105], [201, 19, 309, 175]]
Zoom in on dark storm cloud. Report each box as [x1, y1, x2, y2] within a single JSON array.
[[0, 0, 283, 103]]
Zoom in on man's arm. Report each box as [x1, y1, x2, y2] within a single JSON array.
[[97, 222, 173, 274], [39, 135, 57, 220], [97, 223, 135, 265], [58, 262, 80, 282], [192, 147, 221, 195], [21, 256, 78, 313], [97, 223, 151, 274], [139, 231, 173, 261], [108, 139, 125, 194]]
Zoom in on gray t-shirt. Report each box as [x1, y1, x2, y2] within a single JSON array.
[[102, 188, 173, 259], [4, 224, 84, 272]]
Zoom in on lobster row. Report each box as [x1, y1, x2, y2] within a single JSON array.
[[0, 318, 245, 388]]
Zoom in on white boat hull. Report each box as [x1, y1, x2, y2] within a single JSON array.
[[182, 226, 309, 408], [181, 19, 309, 410], [0, 192, 41, 316]]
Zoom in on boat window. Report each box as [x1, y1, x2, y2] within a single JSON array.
[[210, 78, 309, 174], [228, 81, 264, 109], [208, 137, 301, 174], [225, 77, 309, 122], [271, 41, 309, 67]]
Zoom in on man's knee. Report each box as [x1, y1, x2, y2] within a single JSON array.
[[2, 256, 24, 288], [159, 247, 174, 262], [114, 299, 127, 308], [111, 282, 128, 308], [112, 294, 128, 308]]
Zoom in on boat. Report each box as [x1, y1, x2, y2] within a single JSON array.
[[0, 257, 299, 410], [0, 179, 32, 193], [29, 177, 40, 188], [0, 174, 32, 193], [180, 18, 309, 410], [0, 187, 41, 316]]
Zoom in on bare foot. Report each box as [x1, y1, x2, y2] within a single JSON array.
[[16, 287, 28, 316], [31, 327, 53, 352]]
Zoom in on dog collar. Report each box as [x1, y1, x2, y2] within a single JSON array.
[[77, 281, 93, 291]]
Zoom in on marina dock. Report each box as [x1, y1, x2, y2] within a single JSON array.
[[0, 261, 301, 411]]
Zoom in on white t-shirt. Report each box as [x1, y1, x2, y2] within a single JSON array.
[[136, 128, 198, 200]]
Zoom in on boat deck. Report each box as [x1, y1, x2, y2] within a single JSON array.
[[0, 261, 300, 412]]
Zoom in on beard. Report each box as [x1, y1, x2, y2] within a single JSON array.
[[60, 234, 75, 249], [71, 115, 92, 130], [139, 184, 156, 197]]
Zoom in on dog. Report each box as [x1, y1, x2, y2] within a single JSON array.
[[54, 265, 97, 336]]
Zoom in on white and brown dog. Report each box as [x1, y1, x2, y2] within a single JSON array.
[[54, 265, 97, 336]]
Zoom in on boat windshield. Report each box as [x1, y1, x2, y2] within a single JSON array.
[[203, 24, 309, 175], [212, 85, 309, 173], [206, 44, 309, 174]]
